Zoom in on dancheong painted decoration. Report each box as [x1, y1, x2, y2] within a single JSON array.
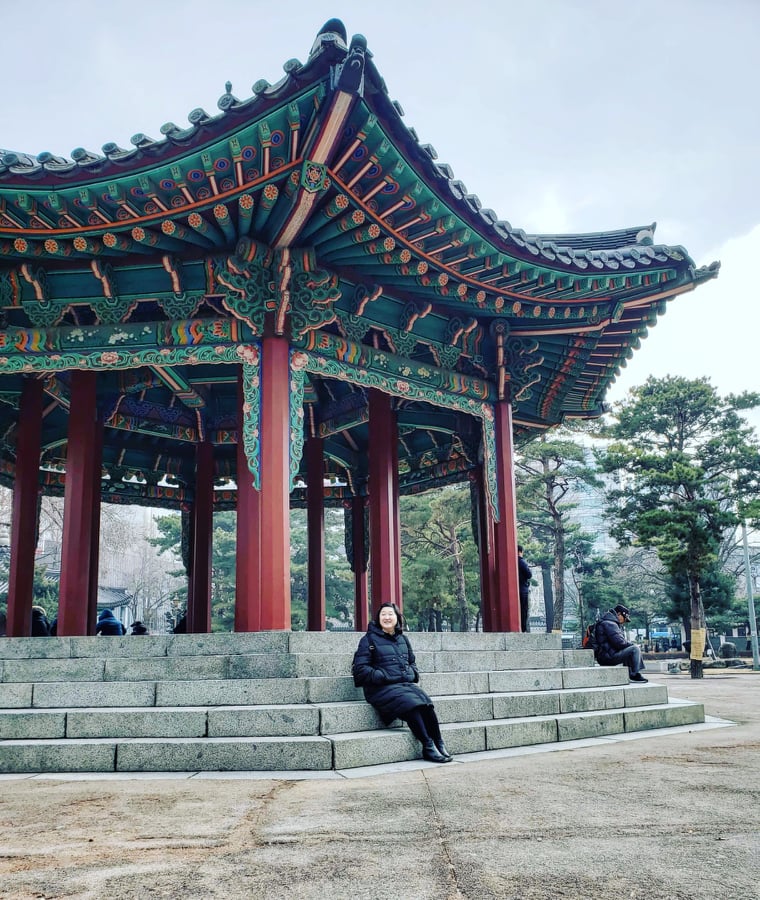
[[0, 19, 717, 634]]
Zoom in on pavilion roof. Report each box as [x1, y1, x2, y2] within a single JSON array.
[[0, 19, 718, 505]]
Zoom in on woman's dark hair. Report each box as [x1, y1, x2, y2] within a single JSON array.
[[374, 602, 404, 633]]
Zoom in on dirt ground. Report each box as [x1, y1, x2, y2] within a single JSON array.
[[1, 671, 758, 900]]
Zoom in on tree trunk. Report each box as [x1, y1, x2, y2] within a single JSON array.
[[449, 528, 469, 632], [551, 515, 566, 632], [689, 572, 706, 679], [541, 565, 554, 632]]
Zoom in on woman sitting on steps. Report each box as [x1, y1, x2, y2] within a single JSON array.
[[352, 602, 453, 764]]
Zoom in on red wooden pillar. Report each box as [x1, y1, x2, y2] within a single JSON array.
[[185, 512, 195, 630], [352, 495, 369, 632], [6, 378, 43, 636], [235, 369, 261, 632], [473, 467, 497, 633], [259, 335, 291, 629], [368, 390, 401, 616], [87, 419, 104, 635], [392, 445, 403, 606], [188, 440, 213, 633], [58, 371, 98, 636], [307, 434, 326, 631], [492, 397, 521, 631]]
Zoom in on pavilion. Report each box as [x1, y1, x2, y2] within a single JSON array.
[[0, 19, 718, 637]]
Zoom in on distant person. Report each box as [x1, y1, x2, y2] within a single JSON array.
[[352, 602, 452, 764], [517, 545, 532, 633], [173, 614, 187, 634], [129, 621, 149, 635], [31, 605, 51, 636], [95, 608, 126, 636], [594, 604, 648, 683], [0, 610, 6, 636]]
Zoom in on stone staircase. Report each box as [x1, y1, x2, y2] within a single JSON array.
[[0, 632, 704, 774]]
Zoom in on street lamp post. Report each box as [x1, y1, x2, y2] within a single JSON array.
[[740, 520, 760, 670]]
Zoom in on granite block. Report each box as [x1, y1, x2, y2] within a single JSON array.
[[486, 717, 558, 749], [0, 710, 66, 740], [491, 692, 561, 719], [66, 708, 207, 738], [207, 705, 320, 737], [115, 735, 332, 772]]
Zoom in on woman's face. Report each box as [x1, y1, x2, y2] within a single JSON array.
[[378, 606, 398, 634]]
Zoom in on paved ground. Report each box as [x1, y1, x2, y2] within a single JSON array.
[[1, 671, 758, 900]]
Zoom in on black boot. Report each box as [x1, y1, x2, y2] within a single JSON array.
[[435, 739, 453, 761], [422, 739, 450, 763]]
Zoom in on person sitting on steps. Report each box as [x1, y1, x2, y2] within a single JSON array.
[[95, 608, 126, 636], [595, 604, 648, 683], [352, 602, 453, 764], [31, 605, 51, 636]]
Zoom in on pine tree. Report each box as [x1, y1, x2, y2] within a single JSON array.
[[598, 376, 760, 677]]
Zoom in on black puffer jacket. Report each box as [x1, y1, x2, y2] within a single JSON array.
[[95, 609, 126, 636], [31, 608, 51, 637], [352, 622, 433, 724], [595, 610, 631, 664]]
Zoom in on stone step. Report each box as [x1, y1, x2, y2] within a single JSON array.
[[287, 632, 563, 654], [330, 700, 705, 769], [316, 683, 669, 734], [0, 647, 595, 683], [0, 631, 699, 775], [0, 633, 290, 660], [0, 684, 670, 742], [0, 665, 627, 710], [0, 653, 298, 683], [0, 698, 704, 774], [0, 631, 564, 661], [0, 734, 334, 774]]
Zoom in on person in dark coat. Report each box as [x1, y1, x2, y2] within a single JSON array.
[[129, 621, 149, 635], [595, 604, 647, 683], [31, 605, 51, 636], [517, 545, 532, 633], [352, 602, 452, 763], [95, 608, 126, 636]]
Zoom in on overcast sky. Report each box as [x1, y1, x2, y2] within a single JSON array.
[[2, 0, 758, 411]]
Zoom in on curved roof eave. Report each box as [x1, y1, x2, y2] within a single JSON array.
[[0, 21, 349, 185], [0, 18, 700, 280], [349, 55, 700, 273]]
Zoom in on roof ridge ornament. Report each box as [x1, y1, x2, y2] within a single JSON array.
[[309, 18, 348, 58], [187, 108, 213, 126], [130, 133, 157, 150], [71, 147, 104, 166], [160, 122, 195, 142], [218, 81, 241, 111], [334, 34, 367, 95], [101, 142, 132, 161]]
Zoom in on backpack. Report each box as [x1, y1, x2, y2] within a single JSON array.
[[352, 640, 375, 687], [582, 622, 599, 655]]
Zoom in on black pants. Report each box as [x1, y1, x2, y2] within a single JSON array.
[[403, 705, 443, 745], [520, 592, 530, 633]]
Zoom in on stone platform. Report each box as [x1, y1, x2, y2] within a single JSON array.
[[0, 632, 704, 774]]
